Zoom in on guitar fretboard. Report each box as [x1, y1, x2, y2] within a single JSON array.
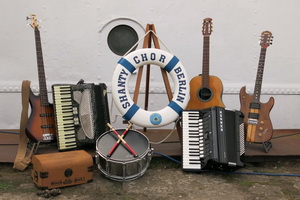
[[202, 36, 210, 88], [253, 48, 267, 102], [34, 28, 49, 106]]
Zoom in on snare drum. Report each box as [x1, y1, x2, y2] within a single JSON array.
[[95, 129, 152, 181]]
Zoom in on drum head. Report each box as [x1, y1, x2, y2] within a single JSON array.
[[96, 129, 149, 161]]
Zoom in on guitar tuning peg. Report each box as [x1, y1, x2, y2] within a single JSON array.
[[26, 15, 34, 20]]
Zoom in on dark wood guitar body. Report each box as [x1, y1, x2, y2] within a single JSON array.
[[26, 90, 56, 142], [239, 31, 274, 143], [239, 86, 274, 143]]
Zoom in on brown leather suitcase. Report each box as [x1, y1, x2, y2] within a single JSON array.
[[31, 150, 93, 189]]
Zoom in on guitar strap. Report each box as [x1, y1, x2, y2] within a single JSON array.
[[13, 80, 37, 171]]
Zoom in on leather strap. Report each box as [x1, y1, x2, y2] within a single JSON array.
[[13, 80, 35, 171]]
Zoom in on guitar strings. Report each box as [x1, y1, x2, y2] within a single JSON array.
[[35, 26, 51, 142]]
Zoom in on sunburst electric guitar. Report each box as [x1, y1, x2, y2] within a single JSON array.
[[25, 14, 56, 142], [239, 31, 274, 143], [186, 18, 225, 110]]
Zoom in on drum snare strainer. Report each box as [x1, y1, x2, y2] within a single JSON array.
[[95, 129, 153, 181]]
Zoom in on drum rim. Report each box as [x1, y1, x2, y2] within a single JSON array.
[[99, 162, 150, 181], [97, 148, 152, 181]]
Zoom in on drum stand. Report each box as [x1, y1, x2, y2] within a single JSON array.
[[132, 24, 183, 142]]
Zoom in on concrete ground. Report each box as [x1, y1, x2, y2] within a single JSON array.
[[1, 156, 300, 200]]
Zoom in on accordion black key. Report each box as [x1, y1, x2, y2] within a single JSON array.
[[182, 107, 245, 171], [52, 83, 110, 151]]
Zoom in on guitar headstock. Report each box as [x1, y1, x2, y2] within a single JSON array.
[[26, 14, 40, 30], [202, 18, 213, 36], [260, 31, 273, 48]]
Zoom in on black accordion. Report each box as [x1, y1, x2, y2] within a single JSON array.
[[182, 107, 245, 171], [52, 83, 110, 151]]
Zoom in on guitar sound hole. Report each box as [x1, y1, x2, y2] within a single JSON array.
[[198, 87, 213, 102]]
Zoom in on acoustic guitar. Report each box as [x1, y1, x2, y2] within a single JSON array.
[[186, 18, 225, 110], [25, 14, 56, 142], [239, 31, 274, 143]]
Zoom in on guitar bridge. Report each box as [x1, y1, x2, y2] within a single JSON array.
[[42, 133, 54, 141], [248, 118, 258, 125]]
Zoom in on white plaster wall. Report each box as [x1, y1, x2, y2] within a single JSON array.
[[0, 0, 299, 129]]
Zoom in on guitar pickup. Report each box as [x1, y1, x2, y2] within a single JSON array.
[[41, 125, 54, 129], [250, 102, 261, 109], [40, 113, 53, 117], [248, 118, 258, 125], [248, 113, 260, 119]]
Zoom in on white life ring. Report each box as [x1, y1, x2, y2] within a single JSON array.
[[111, 48, 190, 127]]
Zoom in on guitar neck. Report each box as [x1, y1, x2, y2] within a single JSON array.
[[202, 36, 210, 87], [253, 47, 267, 102], [34, 28, 49, 106]]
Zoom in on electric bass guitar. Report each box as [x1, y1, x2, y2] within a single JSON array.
[[25, 14, 56, 142], [239, 31, 274, 143], [186, 18, 225, 110]]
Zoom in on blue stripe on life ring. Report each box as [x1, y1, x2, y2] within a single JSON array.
[[164, 56, 179, 73], [118, 58, 136, 74], [168, 101, 183, 115], [123, 104, 140, 121]]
